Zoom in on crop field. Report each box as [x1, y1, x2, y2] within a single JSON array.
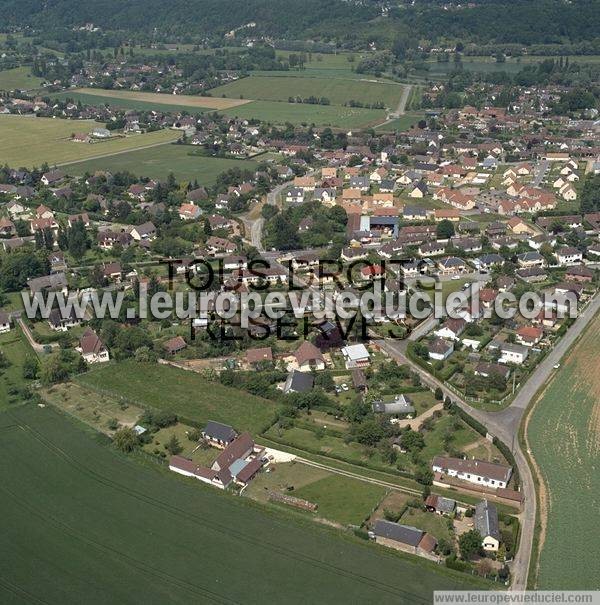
[[66, 87, 250, 109], [209, 74, 404, 108], [0, 405, 484, 604], [0, 115, 179, 168], [0, 66, 44, 91], [64, 143, 260, 183], [77, 361, 279, 434], [527, 310, 600, 589], [220, 99, 385, 128]]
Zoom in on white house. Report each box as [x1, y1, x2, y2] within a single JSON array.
[[340, 343, 371, 368], [475, 500, 500, 552], [498, 343, 529, 365], [77, 329, 109, 363], [0, 312, 11, 333], [556, 246, 583, 266], [432, 456, 512, 489]]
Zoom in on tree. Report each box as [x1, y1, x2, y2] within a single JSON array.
[[459, 529, 482, 560], [22, 356, 40, 379], [400, 429, 425, 452], [113, 427, 139, 453], [166, 434, 183, 455], [434, 387, 444, 400], [436, 219, 455, 239]]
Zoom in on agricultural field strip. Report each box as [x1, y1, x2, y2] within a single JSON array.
[[0, 406, 477, 602]]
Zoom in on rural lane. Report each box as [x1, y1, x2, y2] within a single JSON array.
[[375, 289, 600, 591]]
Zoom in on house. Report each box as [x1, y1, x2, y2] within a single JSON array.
[[437, 257, 466, 275], [474, 362, 510, 381], [246, 346, 273, 367], [68, 213, 90, 228], [27, 273, 68, 295], [427, 338, 454, 361], [294, 340, 325, 372], [163, 336, 187, 356], [202, 421, 237, 448], [408, 182, 428, 198], [499, 343, 529, 365], [432, 456, 512, 489], [340, 343, 370, 368], [424, 495, 456, 516], [516, 325, 543, 347], [372, 394, 415, 416], [0, 312, 11, 333], [101, 262, 122, 282], [0, 217, 16, 236], [556, 246, 583, 266], [372, 520, 437, 558], [41, 170, 64, 186], [286, 187, 305, 204], [283, 370, 314, 394], [435, 318, 466, 341], [77, 329, 109, 363], [48, 307, 82, 332], [516, 252, 545, 268], [130, 222, 157, 241], [475, 500, 500, 552], [178, 203, 202, 221], [565, 265, 593, 283], [507, 217, 534, 235], [475, 254, 504, 271]]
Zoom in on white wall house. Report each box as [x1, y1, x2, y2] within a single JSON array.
[[432, 456, 512, 489]]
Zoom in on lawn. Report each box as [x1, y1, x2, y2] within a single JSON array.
[[375, 112, 426, 132], [209, 74, 404, 108], [220, 99, 385, 128], [527, 310, 600, 589], [399, 508, 454, 543], [0, 115, 179, 168], [64, 143, 259, 183], [0, 66, 44, 91], [0, 404, 485, 604], [76, 361, 279, 434], [0, 329, 36, 410], [293, 475, 387, 526]]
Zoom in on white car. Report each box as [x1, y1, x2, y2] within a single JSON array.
[[341, 383, 349, 391], [451, 275, 461, 281], [553, 363, 561, 369]]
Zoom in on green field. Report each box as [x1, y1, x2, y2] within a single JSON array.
[[210, 74, 403, 108], [77, 361, 279, 434], [0, 115, 179, 168], [293, 475, 387, 526], [0, 405, 484, 604], [528, 311, 600, 589], [220, 99, 385, 128], [0, 66, 44, 91], [64, 143, 260, 183]]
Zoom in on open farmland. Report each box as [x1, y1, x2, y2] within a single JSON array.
[[0, 66, 44, 91], [527, 310, 600, 589], [209, 74, 404, 108], [76, 361, 279, 434], [0, 405, 485, 604], [220, 99, 384, 128], [0, 115, 179, 168], [65, 87, 250, 109], [0, 329, 36, 410], [64, 143, 260, 183]]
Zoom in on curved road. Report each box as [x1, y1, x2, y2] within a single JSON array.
[[376, 289, 600, 590]]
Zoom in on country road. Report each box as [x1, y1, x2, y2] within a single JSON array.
[[375, 289, 600, 591], [375, 83, 413, 128]]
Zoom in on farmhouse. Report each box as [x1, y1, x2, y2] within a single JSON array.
[[372, 520, 438, 559], [424, 495, 456, 516], [432, 456, 512, 489], [474, 500, 500, 552]]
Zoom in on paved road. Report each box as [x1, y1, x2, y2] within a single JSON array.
[[531, 160, 549, 188], [374, 83, 413, 128], [375, 289, 600, 590]]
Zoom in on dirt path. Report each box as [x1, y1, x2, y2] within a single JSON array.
[[393, 402, 443, 429]]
